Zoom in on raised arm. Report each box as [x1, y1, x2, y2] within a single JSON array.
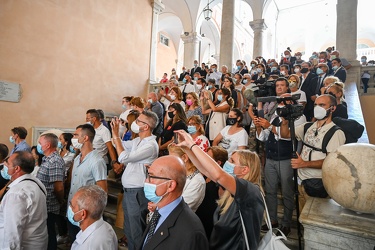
[[175, 130, 237, 195]]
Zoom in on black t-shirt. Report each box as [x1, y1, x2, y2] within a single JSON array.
[[161, 120, 187, 145], [210, 178, 264, 250]]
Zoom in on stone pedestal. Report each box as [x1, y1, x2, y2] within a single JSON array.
[[181, 32, 202, 69], [249, 19, 267, 59], [300, 198, 375, 250]]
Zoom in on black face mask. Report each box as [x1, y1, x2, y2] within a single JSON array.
[[226, 117, 238, 126], [168, 111, 175, 119], [300, 68, 309, 73]]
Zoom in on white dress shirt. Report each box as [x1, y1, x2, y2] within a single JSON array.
[[71, 218, 118, 250], [0, 174, 48, 250]]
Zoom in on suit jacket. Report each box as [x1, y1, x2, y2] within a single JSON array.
[[138, 198, 209, 250], [333, 66, 347, 83], [191, 66, 202, 75], [179, 72, 189, 81]]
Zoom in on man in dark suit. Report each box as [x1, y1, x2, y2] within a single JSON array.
[[299, 62, 317, 121], [191, 60, 202, 75], [332, 58, 347, 83], [138, 155, 208, 250], [178, 66, 188, 81]]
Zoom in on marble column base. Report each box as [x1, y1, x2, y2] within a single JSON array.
[[300, 198, 375, 250]]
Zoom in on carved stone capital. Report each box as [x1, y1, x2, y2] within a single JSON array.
[[249, 19, 267, 32]]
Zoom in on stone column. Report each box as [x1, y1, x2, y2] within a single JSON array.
[[249, 19, 267, 58], [181, 32, 202, 69], [149, 0, 165, 83], [219, 0, 235, 69], [336, 0, 360, 85]]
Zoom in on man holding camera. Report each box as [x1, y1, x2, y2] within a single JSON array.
[[280, 94, 345, 211], [255, 78, 306, 237]]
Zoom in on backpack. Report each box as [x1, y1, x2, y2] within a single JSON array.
[[302, 117, 364, 154]]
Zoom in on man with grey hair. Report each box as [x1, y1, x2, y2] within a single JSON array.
[[0, 151, 48, 249], [146, 92, 164, 137], [111, 110, 159, 250], [70, 185, 117, 250], [36, 133, 65, 250]]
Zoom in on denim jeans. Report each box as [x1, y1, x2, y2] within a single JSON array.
[[122, 187, 148, 250]]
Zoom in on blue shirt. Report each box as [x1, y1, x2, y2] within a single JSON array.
[[10, 140, 31, 155]]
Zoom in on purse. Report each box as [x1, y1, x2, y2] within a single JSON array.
[[239, 193, 290, 250]]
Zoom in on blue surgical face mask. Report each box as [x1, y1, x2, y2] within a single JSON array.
[[223, 161, 235, 176], [217, 94, 223, 102], [194, 77, 198, 81], [316, 68, 324, 75], [122, 104, 128, 110], [67, 206, 83, 227], [257, 68, 262, 73], [271, 67, 277, 72], [37, 143, 44, 155], [144, 181, 169, 204], [69, 145, 76, 154], [183, 78, 187, 83], [237, 66, 241, 70], [1, 165, 11, 180], [243, 79, 248, 84], [57, 141, 63, 149], [361, 58, 366, 63], [9, 136, 15, 144], [187, 125, 197, 134], [332, 66, 338, 71]]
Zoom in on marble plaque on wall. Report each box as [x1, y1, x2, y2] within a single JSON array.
[[0, 80, 21, 103]]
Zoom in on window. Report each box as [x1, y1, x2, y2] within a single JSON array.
[[160, 34, 169, 46]]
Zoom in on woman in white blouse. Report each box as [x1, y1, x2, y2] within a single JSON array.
[[168, 144, 205, 212], [212, 108, 248, 157]]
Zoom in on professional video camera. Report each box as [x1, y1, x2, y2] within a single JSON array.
[[243, 80, 276, 105], [276, 94, 304, 121]]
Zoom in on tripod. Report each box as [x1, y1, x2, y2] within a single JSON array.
[[287, 117, 302, 250]]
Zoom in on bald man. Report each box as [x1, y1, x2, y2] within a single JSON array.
[[138, 155, 208, 250], [146, 92, 164, 137]]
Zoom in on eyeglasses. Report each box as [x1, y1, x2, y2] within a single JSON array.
[[145, 169, 171, 183], [136, 119, 149, 127]]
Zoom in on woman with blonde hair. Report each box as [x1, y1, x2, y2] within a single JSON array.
[[185, 92, 203, 121], [320, 76, 341, 95], [168, 144, 206, 212], [327, 84, 348, 119], [175, 130, 264, 249]]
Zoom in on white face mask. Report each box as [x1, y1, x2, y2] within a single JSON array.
[[71, 138, 83, 150], [148, 99, 153, 104], [314, 106, 330, 120], [168, 94, 176, 100], [131, 122, 141, 134], [196, 84, 202, 90], [294, 68, 300, 73]]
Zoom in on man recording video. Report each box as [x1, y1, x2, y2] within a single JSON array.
[[254, 78, 306, 237], [280, 94, 345, 212]]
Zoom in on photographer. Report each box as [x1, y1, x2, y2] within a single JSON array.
[[280, 94, 345, 212], [254, 79, 306, 237]]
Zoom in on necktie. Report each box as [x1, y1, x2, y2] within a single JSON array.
[[145, 210, 161, 245], [318, 76, 322, 87]]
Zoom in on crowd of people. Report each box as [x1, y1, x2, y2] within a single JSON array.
[[0, 47, 354, 250]]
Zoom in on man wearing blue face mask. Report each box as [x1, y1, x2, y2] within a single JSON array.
[[9, 126, 31, 155], [36, 133, 65, 250], [111, 110, 159, 250], [69, 185, 117, 250], [0, 144, 9, 192], [0, 151, 48, 249], [139, 155, 208, 250], [311, 63, 330, 102], [179, 74, 197, 102]]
